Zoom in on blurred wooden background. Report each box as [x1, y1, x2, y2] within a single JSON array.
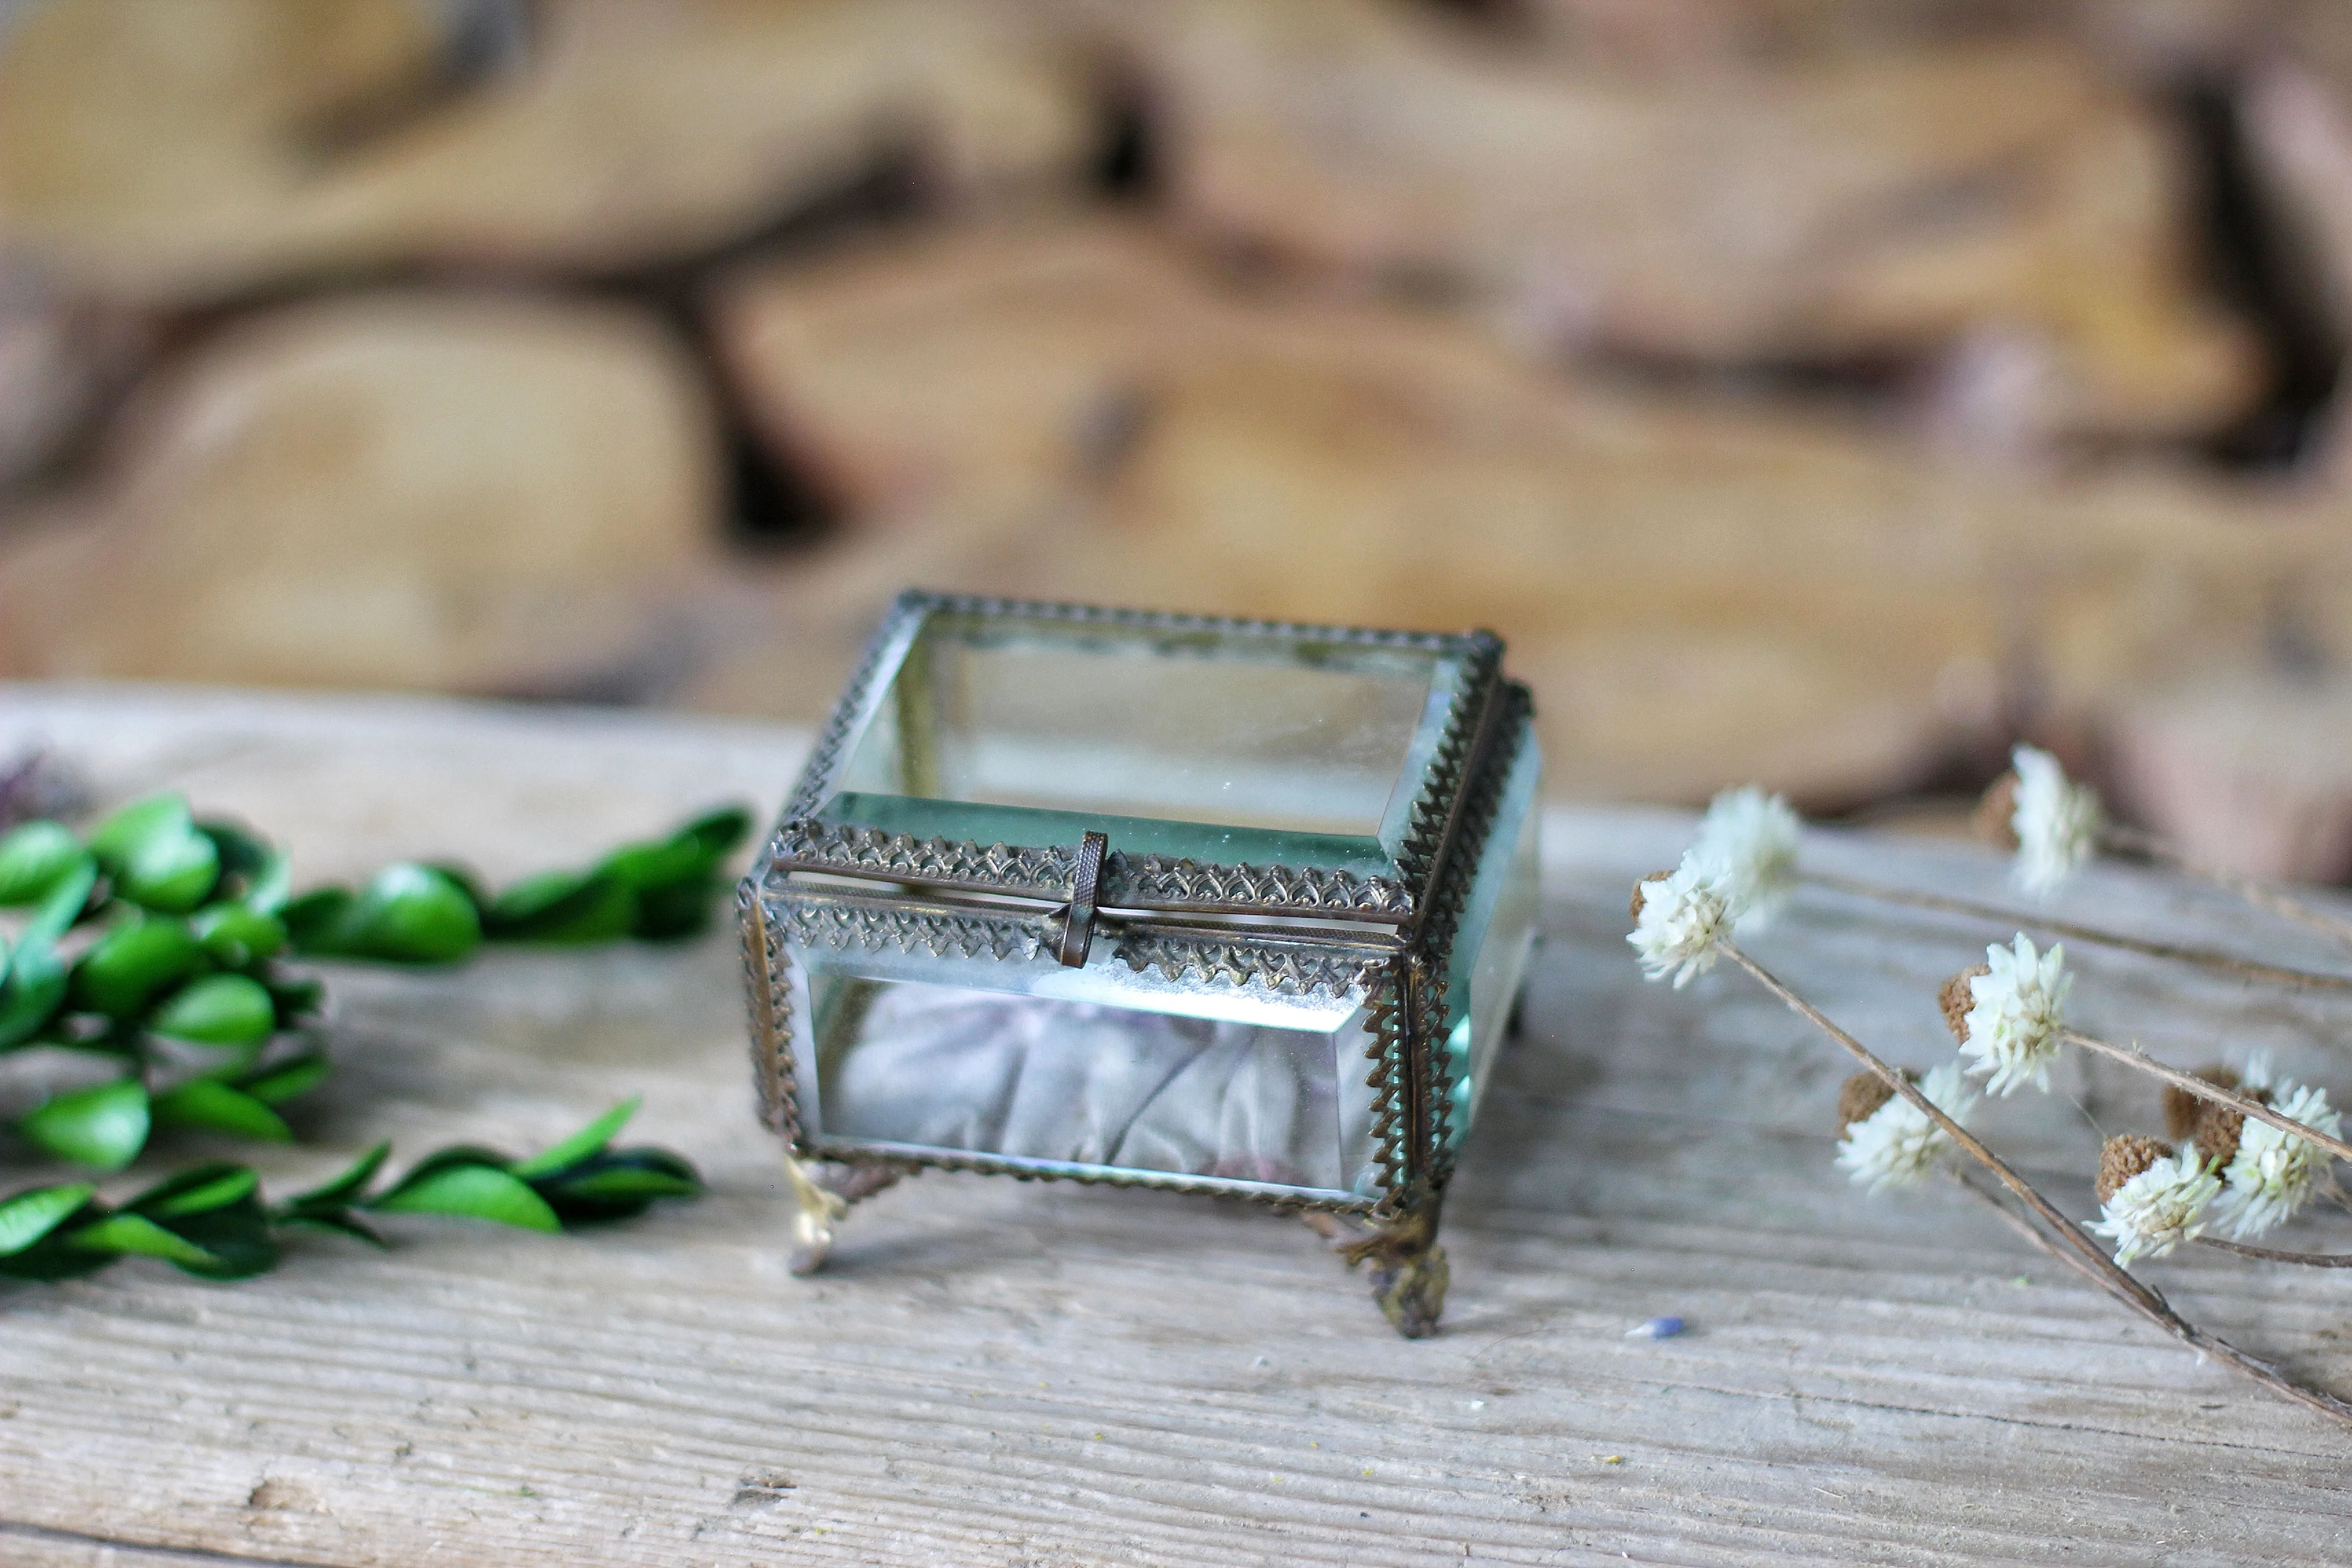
[[11, 0, 2352, 871]]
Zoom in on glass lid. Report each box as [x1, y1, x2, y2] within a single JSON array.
[[798, 597, 1491, 884]]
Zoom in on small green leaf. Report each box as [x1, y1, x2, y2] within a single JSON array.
[[242, 850, 293, 916], [20, 1078, 151, 1170], [0, 936, 67, 1050], [421, 862, 492, 913], [195, 820, 278, 902], [127, 1163, 260, 1218], [67, 1213, 217, 1269], [597, 839, 709, 895], [116, 1164, 276, 1279], [0, 1200, 114, 1281], [88, 796, 183, 862], [387, 1144, 510, 1186], [629, 876, 721, 941], [279, 887, 353, 952], [676, 806, 753, 862], [27, 857, 97, 941], [191, 904, 288, 969], [91, 797, 220, 914], [0, 821, 86, 904], [509, 1097, 639, 1179], [267, 975, 325, 1019], [369, 1164, 559, 1232], [0, 1183, 95, 1255], [281, 1142, 391, 1211], [238, 1054, 328, 1106], [543, 1166, 703, 1202], [483, 869, 633, 944], [152, 1081, 293, 1143], [530, 1147, 703, 1225], [72, 916, 202, 1018], [148, 974, 276, 1047], [329, 864, 483, 964]]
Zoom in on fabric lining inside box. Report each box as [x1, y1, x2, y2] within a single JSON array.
[[816, 979, 1358, 1191]]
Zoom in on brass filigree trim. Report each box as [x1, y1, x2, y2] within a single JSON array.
[[1411, 681, 1533, 1184], [802, 1138, 1381, 1215], [1112, 930, 1386, 996], [1103, 854, 1410, 917], [1362, 960, 1413, 1221], [737, 880, 797, 1145], [776, 893, 1048, 964], [773, 821, 1080, 899]]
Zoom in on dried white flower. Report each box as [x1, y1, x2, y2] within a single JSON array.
[[1958, 933, 2070, 1096], [1629, 859, 1732, 989], [2092, 1147, 2220, 1266], [1835, 1061, 1977, 1192], [1690, 786, 1801, 931], [2009, 744, 2102, 896], [2212, 1079, 2342, 1240]]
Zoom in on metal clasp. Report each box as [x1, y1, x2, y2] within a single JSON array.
[[1056, 831, 1109, 967]]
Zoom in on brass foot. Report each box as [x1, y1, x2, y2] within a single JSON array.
[[1305, 1200, 1450, 1338], [1370, 1244, 1450, 1339], [780, 1152, 904, 1275]]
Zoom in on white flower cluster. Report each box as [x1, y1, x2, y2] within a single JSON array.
[[2213, 1077, 2342, 1240], [1688, 786, 1801, 932], [2092, 1147, 2221, 1265], [1628, 862, 1731, 988], [1958, 934, 2070, 1096], [1836, 1062, 1978, 1192], [2009, 745, 2102, 897], [1628, 787, 1802, 987]]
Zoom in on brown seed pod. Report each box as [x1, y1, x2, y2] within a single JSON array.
[[1973, 771, 2021, 851], [2162, 1065, 2239, 1142], [1939, 963, 1991, 1044], [1836, 1071, 1898, 1133], [2162, 1066, 2263, 1169], [1629, 870, 1676, 922], [2096, 1133, 2174, 1204]]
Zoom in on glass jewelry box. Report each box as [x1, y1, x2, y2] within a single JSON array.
[[739, 592, 1539, 1335]]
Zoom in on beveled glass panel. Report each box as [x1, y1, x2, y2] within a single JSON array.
[[1440, 737, 1543, 1147], [787, 967, 1381, 1200]]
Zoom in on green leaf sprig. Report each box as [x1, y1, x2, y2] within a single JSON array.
[[0, 797, 750, 1171], [0, 1099, 701, 1284]]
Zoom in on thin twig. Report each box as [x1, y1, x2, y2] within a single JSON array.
[[2199, 1236, 2352, 1267], [1719, 940, 2352, 1433], [2107, 825, 2352, 956], [2056, 1029, 2352, 1167], [1800, 870, 2352, 993], [1950, 1170, 2352, 1430]]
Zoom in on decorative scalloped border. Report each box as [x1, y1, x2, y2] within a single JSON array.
[[1408, 681, 1534, 1189], [1362, 958, 1413, 1220], [779, 894, 1048, 964], [1112, 929, 1387, 997], [737, 881, 797, 1146]]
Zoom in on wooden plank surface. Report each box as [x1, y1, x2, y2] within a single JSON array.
[[4, 683, 2352, 1567]]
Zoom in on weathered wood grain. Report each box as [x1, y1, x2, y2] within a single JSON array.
[[4, 684, 2352, 1566]]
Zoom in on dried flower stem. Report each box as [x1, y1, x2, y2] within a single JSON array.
[[2056, 1028, 2352, 1166], [1720, 940, 2352, 1432], [2106, 825, 2352, 954], [1951, 1170, 2352, 1430], [1722, 941, 2159, 1304], [1801, 869, 2352, 993], [2198, 1237, 2352, 1267]]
